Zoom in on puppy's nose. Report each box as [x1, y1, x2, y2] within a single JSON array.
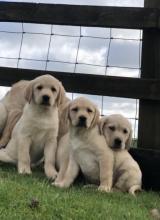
[[79, 116, 86, 122], [42, 95, 50, 102], [114, 138, 122, 147]]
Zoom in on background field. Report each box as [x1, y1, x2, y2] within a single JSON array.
[[0, 164, 159, 220]]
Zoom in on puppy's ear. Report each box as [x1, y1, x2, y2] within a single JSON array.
[[56, 82, 66, 106], [99, 117, 110, 145], [59, 101, 71, 133], [125, 128, 132, 150], [90, 107, 100, 128], [99, 117, 107, 135], [25, 81, 34, 103]]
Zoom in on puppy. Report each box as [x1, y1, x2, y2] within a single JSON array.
[[0, 78, 68, 148], [0, 74, 65, 179], [54, 97, 114, 192], [99, 114, 142, 195]]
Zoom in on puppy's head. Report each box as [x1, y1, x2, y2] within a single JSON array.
[[99, 114, 132, 150], [62, 97, 100, 129], [25, 74, 66, 107]]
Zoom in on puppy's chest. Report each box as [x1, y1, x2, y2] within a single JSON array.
[[29, 127, 55, 163], [31, 128, 48, 145], [22, 115, 57, 136], [71, 137, 99, 182], [21, 117, 57, 151]]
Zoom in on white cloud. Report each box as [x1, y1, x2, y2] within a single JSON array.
[[103, 96, 139, 119], [75, 64, 106, 75], [20, 33, 50, 60], [0, 33, 22, 58], [108, 39, 140, 68], [112, 29, 142, 40], [49, 35, 79, 63], [0, 86, 10, 100], [47, 61, 75, 72], [77, 38, 109, 66], [82, 27, 110, 38], [107, 67, 140, 78]]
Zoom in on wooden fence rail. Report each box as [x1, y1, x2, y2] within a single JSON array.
[[0, 2, 160, 29], [1, 67, 160, 101]]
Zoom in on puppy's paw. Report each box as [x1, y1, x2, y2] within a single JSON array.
[[18, 166, 32, 175], [52, 181, 64, 188], [128, 185, 142, 196], [45, 167, 58, 180], [0, 138, 8, 149], [52, 181, 69, 189], [98, 185, 111, 193]]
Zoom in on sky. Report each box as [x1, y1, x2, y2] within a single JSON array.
[[0, 0, 144, 6], [0, 0, 144, 138]]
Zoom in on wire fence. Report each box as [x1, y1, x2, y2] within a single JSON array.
[[0, 22, 142, 143]]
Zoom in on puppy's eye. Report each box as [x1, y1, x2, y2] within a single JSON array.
[[37, 85, 43, 90], [71, 107, 78, 112], [87, 108, 93, 113], [51, 87, 56, 92], [109, 126, 115, 131], [123, 129, 128, 134]]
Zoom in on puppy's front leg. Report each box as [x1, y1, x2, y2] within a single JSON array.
[[54, 153, 79, 188], [44, 136, 57, 180], [18, 137, 32, 174], [98, 151, 113, 193], [0, 109, 22, 148]]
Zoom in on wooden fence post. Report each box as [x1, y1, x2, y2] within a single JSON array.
[[138, 0, 160, 149]]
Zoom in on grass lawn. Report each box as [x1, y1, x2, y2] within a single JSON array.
[[0, 164, 159, 220]]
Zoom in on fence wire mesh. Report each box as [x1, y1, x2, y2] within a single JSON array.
[[0, 22, 142, 144]]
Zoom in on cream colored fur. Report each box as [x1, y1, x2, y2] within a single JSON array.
[[0, 77, 68, 148], [54, 97, 114, 192], [0, 74, 65, 180], [100, 114, 142, 195]]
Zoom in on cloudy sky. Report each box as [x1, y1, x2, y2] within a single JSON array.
[[0, 0, 144, 138]]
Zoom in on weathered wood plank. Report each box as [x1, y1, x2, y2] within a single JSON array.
[[0, 2, 159, 29], [138, 0, 160, 149], [1, 67, 160, 100]]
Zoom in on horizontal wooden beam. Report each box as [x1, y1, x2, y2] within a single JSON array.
[[0, 2, 160, 29], [1, 67, 160, 100]]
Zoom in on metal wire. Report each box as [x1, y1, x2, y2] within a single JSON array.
[[0, 56, 141, 71], [101, 29, 112, 115], [45, 25, 53, 70], [0, 29, 142, 41], [17, 23, 24, 68], [0, 23, 142, 139]]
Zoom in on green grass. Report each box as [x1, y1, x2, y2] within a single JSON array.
[[0, 164, 159, 220]]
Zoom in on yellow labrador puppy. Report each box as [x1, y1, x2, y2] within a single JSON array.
[[54, 97, 114, 192], [0, 80, 28, 148], [99, 114, 142, 195], [0, 74, 65, 180], [0, 78, 68, 148]]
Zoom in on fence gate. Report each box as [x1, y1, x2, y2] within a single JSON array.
[[0, 0, 160, 190]]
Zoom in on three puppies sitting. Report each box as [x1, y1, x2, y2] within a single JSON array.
[[0, 76, 142, 195]]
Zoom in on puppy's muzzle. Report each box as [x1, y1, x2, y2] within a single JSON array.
[[41, 95, 50, 106], [113, 138, 122, 149], [77, 116, 87, 127]]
